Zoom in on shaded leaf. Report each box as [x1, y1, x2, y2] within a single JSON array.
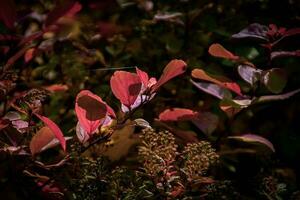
[[191, 112, 219, 135], [76, 122, 90, 143], [255, 88, 300, 103], [270, 50, 300, 60], [231, 23, 269, 42], [134, 118, 152, 129], [0, 0, 16, 29], [238, 65, 262, 85], [192, 69, 242, 95], [159, 108, 219, 135], [228, 134, 275, 152], [263, 68, 287, 94], [151, 59, 187, 92], [110, 71, 142, 107], [190, 80, 232, 99], [208, 43, 239, 60], [45, 1, 82, 27], [34, 113, 66, 151]]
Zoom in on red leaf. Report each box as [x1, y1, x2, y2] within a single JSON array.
[[159, 108, 219, 135], [24, 48, 36, 63], [45, 1, 82, 27], [0, 118, 9, 130], [136, 67, 149, 87], [30, 126, 56, 155], [44, 84, 69, 92], [3, 46, 29, 71], [159, 108, 196, 121], [110, 71, 142, 107], [34, 113, 66, 151], [151, 59, 187, 92], [75, 90, 115, 135], [0, 0, 16, 29], [192, 69, 242, 96], [208, 43, 239, 60]]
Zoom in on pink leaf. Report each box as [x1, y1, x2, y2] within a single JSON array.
[[45, 1, 82, 27], [34, 113, 66, 151], [159, 108, 196, 121], [151, 59, 187, 92], [136, 67, 149, 87], [110, 71, 142, 107], [75, 90, 115, 135], [208, 43, 239, 60], [0, 0, 16, 29]]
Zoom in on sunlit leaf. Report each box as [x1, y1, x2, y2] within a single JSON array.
[[208, 43, 239, 60], [136, 67, 149, 87], [159, 108, 196, 121], [75, 90, 115, 135], [151, 59, 187, 92], [110, 71, 142, 107], [30, 126, 56, 155], [34, 113, 66, 151], [192, 69, 242, 95]]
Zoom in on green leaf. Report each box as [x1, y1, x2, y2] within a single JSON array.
[[263, 68, 287, 94]]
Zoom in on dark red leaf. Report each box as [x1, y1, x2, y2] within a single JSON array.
[[34, 113, 66, 151], [110, 71, 142, 107], [0, 0, 16, 29], [0, 118, 9, 130], [151, 59, 187, 92], [208, 43, 239, 60], [192, 69, 242, 95], [3, 46, 29, 71], [45, 1, 82, 27]]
